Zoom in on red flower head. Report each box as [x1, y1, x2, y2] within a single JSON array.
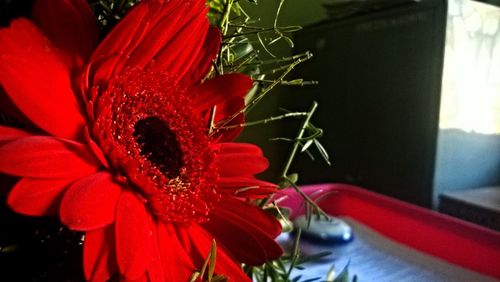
[[0, 0, 283, 281]]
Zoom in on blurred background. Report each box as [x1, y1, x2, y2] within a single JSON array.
[[237, 0, 500, 230]]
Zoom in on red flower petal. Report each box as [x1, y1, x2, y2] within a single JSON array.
[[7, 177, 75, 216], [126, 1, 193, 69], [116, 190, 150, 280], [90, 0, 208, 83], [157, 223, 195, 281], [215, 144, 276, 197], [213, 97, 246, 142], [218, 198, 283, 238], [0, 125, 31, 144], [0, 89, 33, 127], [84, 126, 109, 168], [0, 19, 86, 140], [32, 0, 98, 68], [88, 53, 123, 93], [122, 275, 148, 282], [89, 4, 149, 85], [90, 1, 153, 61], [216, 142, 264, 155], [194, 74, 253, 113], [188, 224, 252, 282], [202, 208, 283, 265], [0, 136, 100, 178], [150, 5, 209, 76], [216, 147, 269, 177], [60, 172, 122, 231], [197, 75, 252, 141], [217, 176, 277, 198], [146, 220, 165, 282], [202, 199, 283, 265], [183, 26, 221, 84], [84, 225, 118, 282]]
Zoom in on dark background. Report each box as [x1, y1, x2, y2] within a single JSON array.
[[0, 1, 85, 281], [248, 0, 500, 210]]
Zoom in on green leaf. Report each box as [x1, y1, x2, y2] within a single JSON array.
[[287, 79, 304, 85], [189, 272, 200, 282], [0, 244, 18, 254], [282, 26, 303, 32], [278, 173, 299, 188], [301, 139, 314, 152], [257, 32, 276, 58], [296, 251, 332, 264], [287, 228, 301, 280], [283, 35, 295, 48], [212, 275, 228, 282], [314, 139, 331, 165], [303, 148, 316, 161], [268, 36, 282, 46], [301, 277, 323, 282], [232, 41, 254, 61], [330, 260, 350, 282], [208, 239, 217, 281], [276, 207, 294, 232], [287, 173, 299, 185]]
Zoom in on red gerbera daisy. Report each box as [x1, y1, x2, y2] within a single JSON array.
[[0, 0, 283, 281]]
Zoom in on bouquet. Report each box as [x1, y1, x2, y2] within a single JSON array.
[[0, 0, 327, 281]]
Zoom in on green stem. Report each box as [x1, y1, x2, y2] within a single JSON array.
[[223, 25, 301, 39], [274, 0, 285, 28], [280, 101, 318, 178], [218, 0, 233, 34], [210, 52, 311, 136], [254, 79, 319, 86], [218, 112, 308, 130], [285, 228, 301, 280]]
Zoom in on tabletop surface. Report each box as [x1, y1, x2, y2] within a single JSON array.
[[441, 186, 500, 212], [284, 217, 498, 282]]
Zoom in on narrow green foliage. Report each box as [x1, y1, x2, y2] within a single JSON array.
[[265, 204, 294, 232], [208, 240, 217, 281], [254, 78, 319, 86], [0, 244, 19, 254], [331, 260, 350, 282], [301, 278, 323, 282], [279, 101, 318, 180], [218, 112, 308, 131], [191, 240, 221, 282], [314, 139, 331, 165], [252, 101, 331, 281], [286, 228, 302, 280], [90, 0, 139, 35], [296, 251, 332, 265], [189, 272, 201, 282], [301, 139, 314, 153]]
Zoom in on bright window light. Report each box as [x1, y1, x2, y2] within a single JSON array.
[[440, 0, 500, 134]]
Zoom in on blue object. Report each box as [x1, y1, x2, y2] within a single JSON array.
[[293, 215, 353, 244]]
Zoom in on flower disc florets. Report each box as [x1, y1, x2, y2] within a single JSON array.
[[91, 68, 219, 222]]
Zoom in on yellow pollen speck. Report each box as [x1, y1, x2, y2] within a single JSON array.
[[167, 176, 190, 192]]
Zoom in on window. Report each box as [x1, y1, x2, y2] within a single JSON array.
[[440, 0, 500, 134]]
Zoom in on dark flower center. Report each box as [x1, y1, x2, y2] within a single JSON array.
[[133, 116, 183, 179], [91, 68, 219, 223]]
